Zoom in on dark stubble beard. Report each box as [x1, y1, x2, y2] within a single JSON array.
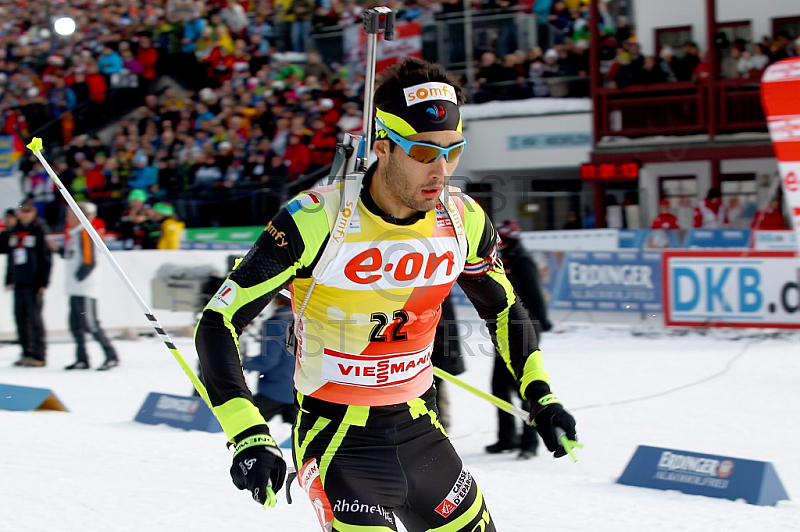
[[381, 151, 441, 214]]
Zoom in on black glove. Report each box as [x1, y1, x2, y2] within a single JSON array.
[[230, 426, 287, 507], [76, 263, 94, 282], [526, 382, 577, 458]]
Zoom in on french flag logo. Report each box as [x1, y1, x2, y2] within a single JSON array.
[[208, 281, 238, 309], [426, 105, 447, 123]]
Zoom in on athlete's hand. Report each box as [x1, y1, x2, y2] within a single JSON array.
[[230, 426, 287, 508], [525, 382, 577, 458]]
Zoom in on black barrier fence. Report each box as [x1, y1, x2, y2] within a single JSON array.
[[86, 164, 329, 231]]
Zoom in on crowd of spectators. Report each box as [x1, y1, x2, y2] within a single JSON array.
[[601, 31, 800, 90], [2, 0, 798, 235], [4, 1, 373, 232]]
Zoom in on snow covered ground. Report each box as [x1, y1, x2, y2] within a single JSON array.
[[1, 317, 798, 531]]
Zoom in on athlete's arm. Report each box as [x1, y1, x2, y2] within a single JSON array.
[[455, 197, 549, 399], [195, 193, 330, 441]]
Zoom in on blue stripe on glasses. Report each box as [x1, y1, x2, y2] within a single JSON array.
[[375, 117, 466, 164]]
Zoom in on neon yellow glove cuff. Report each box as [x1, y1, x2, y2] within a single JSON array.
[[233, 434, 278, 457]]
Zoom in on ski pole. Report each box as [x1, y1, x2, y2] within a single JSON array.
[[26, 138, 212, 407], [433, 366, 529, 421], [433, 366, 583, 461]]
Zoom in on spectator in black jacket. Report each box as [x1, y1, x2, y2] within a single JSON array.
[[6, 200, 52, 367], [431, 294, 464, 432], [486, 220, 552, 459], [1, 208, 17, 253], [673, 41, 701, 82]]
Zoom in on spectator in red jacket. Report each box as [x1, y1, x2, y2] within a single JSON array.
[[751, 198, 786, 230], [308, 115, 336, 171], [85, 62, 108, 104], [693, 188, 728, 228], [80, 157, 106, 196], [283, 133, 310, 179], [651, 199, 680, 229], [136, 36, 159, 85]]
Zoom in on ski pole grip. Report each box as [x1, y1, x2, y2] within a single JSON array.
[[555, 428, 583, 463]]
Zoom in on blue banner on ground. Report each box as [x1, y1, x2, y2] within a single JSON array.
[[0, 383, 68, 412], [618, 445, 790, 506], [550, 251, 662, 312], [134, 392, 222, 433]]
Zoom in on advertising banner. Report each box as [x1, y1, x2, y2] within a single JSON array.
[[134, 392, 222, 433], [618, 229, 681, 249], [663, 251, 800, 328], [0, 134, 23, 177], [352, 21, 422, 72], [683, 229, 751, 248], [549, 251, 662, 312], [752, 230, 796, 250], [618, 445, 789, 506], [762, 57, 800, 255], [183, 226, 262, 243]]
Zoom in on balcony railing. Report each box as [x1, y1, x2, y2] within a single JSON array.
[[594, 79, 767, 142]]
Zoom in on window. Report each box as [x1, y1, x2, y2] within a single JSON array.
[[717, 20, 752, 45], [717, 21, 751, 78], [773, 17, 800, 41], [655, 26, 693, 57], [721, 174, 757, 228]]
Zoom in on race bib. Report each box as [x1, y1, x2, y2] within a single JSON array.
[[12, 247, 27, 265]]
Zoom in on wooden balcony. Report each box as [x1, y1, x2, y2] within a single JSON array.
[[594, 79, 766, 141]]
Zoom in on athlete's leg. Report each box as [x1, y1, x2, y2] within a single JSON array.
[[398, 415, 496, 531], [293, 408, 403, 532]]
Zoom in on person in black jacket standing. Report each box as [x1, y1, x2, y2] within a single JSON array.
[[486, 220, 552, 459], [6, 200, 52, 367], [1, 208, 17, 253], [431, 294, 464, 431]]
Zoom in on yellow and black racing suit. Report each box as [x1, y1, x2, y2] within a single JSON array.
[[195, 166, 550, 531]]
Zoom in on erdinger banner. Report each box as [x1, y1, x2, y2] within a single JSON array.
[[761, 57, 800, 253], [618, 445, 789, 506]]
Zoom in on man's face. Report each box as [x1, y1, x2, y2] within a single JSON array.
[[377, 129, 464, 215], [17, 206, 36, 224]]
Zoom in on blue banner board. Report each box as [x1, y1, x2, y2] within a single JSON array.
[[550, 251, 662, 312], [684, 229, 751, 248], [507, 132, 591, 150], [134, 392, 222, 433], [0, 383, 68, 412], [618, 445, 790, 506], [618, 229, 682, 249]]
